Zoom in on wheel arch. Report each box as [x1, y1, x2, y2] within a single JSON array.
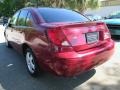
[[22, 43, 31, 56]]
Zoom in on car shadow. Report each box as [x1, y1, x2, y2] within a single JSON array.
[[112, 36, 120, 42], [0, 42, 96, 90]]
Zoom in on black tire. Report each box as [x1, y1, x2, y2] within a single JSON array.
[[5, 38, 12, 48], [112, 35, 120, 40], [25, 48, 39, 77]]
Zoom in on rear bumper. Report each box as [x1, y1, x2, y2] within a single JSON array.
[[51, 39, 114, 77]]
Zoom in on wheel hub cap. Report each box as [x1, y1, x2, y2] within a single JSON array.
[[26, 52, 35, 73]]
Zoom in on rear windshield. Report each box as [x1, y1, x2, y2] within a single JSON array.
[[38, 8, 89, 23]]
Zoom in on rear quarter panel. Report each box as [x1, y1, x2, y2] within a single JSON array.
[[24, 25, 53, 70]]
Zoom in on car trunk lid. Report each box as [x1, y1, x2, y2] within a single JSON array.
[[44, 22, 110, 52]]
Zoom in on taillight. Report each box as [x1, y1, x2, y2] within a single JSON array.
[[48, 29, 69, 46], [97, 23, 106, 30], [104, 24, 111, 39], [47, 29, 72, 52], [104, 32, 111, 39], [97, 22, 111, 40]]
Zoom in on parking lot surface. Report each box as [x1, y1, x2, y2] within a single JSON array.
[[0, 25, 120, 90]]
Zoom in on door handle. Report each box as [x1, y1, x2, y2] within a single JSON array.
[[19, 31, 23, 33]]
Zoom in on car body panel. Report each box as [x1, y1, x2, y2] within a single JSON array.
[[103, 19, 120, 25], [85, 14, 103, 21], [4, 7, 114, 77], [102, 13, 120, 35]]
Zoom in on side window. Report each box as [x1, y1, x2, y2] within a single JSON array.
[[26, 12, 34, 27], [17, 10, 28, 26], [10, 11, 20, 25]]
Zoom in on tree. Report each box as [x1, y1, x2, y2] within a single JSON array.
[[0, 0, 25, 17], [0, 0, 14, 17], [0, 0, 100, 17], [65, 0, 100, 13], [32, 0, 100, 13]]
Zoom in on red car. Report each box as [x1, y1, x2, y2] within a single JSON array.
[[4, 7, 114, 77]]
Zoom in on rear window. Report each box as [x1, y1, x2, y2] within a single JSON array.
[[38, 8, 89, 23]]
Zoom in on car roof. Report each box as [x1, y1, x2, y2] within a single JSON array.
[[22, 7, 68, 11]]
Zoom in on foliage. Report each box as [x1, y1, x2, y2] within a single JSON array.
[[0, 0, 100, 17], [26, 0, 100, 12], [66, 0, 100, 13], [0, 0, 25, 17]]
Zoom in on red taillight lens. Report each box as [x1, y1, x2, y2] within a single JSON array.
[[97, 22, 106, 30], [104, 24, 111, 39], [48, 29, 71, 52], [48, 29, 69, 46], [104, 32, 111, 39], [97, 22, 111, 39]]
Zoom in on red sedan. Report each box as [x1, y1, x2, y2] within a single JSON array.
[[4, 7, 114, 77]]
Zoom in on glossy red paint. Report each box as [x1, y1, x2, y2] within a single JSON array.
[[5, 7, 114, 77]]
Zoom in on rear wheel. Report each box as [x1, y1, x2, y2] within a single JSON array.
[[25, 48, 39, 77], [5, 38, 12, 48], [112, 35, 120, 40]]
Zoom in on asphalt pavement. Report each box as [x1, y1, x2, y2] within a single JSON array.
[[0, 25, 120, 90]]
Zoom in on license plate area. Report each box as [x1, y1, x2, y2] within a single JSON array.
[[86, 32, 99, 44]]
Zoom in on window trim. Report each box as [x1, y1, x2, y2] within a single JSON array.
[[10, 10, 21, 26], [16, 9, 29, 26], [25, 11, 35, 27]]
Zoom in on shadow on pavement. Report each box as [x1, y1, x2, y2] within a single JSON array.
[[112, 35, 120, 42], [0, 42, 96, 90]]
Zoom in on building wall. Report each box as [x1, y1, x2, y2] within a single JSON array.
[[84, 5, 120, 17], [102, 0, 120, 7]]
